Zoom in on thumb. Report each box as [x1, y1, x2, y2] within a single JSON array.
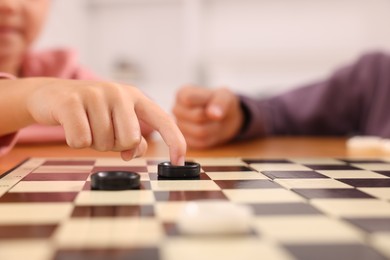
[[205, 88, 235, 120]]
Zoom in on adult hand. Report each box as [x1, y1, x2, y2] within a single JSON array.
[[173, 85, 244, 149]]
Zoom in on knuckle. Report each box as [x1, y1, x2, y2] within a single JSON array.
[[87, 87, 105, 102], [192, 112, 206, 123], [67, 135, 92, 149], [94, 141, 114, 152], [176, 87, 192, 104], [118, 135, 141, 150], [106, 83, 125, 97], [61, 93, 81, 107]]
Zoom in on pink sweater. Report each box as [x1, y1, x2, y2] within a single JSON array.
[[0, 49, 98, 156]]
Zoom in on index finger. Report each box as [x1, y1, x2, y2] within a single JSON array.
[[136, 96, 187, 166]]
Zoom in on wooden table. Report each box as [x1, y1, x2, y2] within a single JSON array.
[[0, 137, 378, 175]]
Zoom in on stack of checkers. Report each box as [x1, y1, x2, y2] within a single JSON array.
[[0, 157, 389, 260]]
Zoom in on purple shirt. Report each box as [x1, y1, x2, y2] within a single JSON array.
[[239, 52, 390, 139]]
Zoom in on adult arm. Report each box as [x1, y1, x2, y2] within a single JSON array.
[[239, 52, 390, 139]]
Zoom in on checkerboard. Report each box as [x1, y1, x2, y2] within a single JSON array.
[[0, 157, 389, 260]]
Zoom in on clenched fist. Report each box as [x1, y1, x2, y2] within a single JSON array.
[[173, 85, 244, 149]]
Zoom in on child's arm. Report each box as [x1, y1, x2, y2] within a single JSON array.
[[0, 77, 186, 165]]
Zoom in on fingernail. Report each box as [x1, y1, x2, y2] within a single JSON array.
[[176, 156, 185, 166], [121, 150, 134, 161]]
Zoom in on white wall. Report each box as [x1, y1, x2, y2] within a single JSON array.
[[202, 0, 390, 96], [36, 0, 390, 111], [35, 0, 89, 63]]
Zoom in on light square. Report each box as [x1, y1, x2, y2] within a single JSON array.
[[275, 178, 352, 189], [55, 218, 163, 247], [147, 165, 158, 173], [311, 199, 390, 217], [205, 171, 268, 180], [0, 240, 53, 260], [371, 232, 390, 258], [9, 181, 85, 193], [155, 201, 188, 222], [194, 157, 246, 166], [75, 190, 155, 205], [162, 238, 292, 260], [223, 189, 304, 203], [150, 180, 220, 191], [250, 163, 312, 172], [253, 215, 363, 243], [351, 163, 390, 171], [0, 203, 72, 224]]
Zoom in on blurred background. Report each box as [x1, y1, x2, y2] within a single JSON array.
[[36, 0, 390, 111]]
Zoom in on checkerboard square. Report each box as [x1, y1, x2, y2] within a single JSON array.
[[344, 217, 390, 233], [71, 205, 155, 218], [262, 171, 328, 179], [292, 188, 373, 199], [284, 243, 387, 260], [215, 180, 282, 189]]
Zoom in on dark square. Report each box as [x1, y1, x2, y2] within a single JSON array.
[[54, 248, 160, 260], [374, 171, 390, 177], [284, 243, 387, 260], [71, 205, 154, 218], [92, 166, 148, 173], [215, 180, 281, 189], [163, 222, 180, 236], [83, 181, 91, 190], [248, 203, 322, 216], [344, 217, 390, 233], [201, 166, 253, 172], [42, 160, 95, 166], [338, 179, 390, 187], [162, 222, 258, 237], [292, 188, 374, 199], [304, 165, 361, 170], [148, 172, 210, 180], [340, 159, 387, 164], [0, 192, 78, 203], [154, 191, 227, 201], [22, 172, 90, 181], [261, 171, 328, 179], [0, 224, 57, 239], [82, 181, 150, 190], [243, 159, 291, 164], [140, 181, 151, 190]]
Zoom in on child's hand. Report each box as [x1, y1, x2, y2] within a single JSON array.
[[173, 85, 244, 149], [25, 78, 186, 165]]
